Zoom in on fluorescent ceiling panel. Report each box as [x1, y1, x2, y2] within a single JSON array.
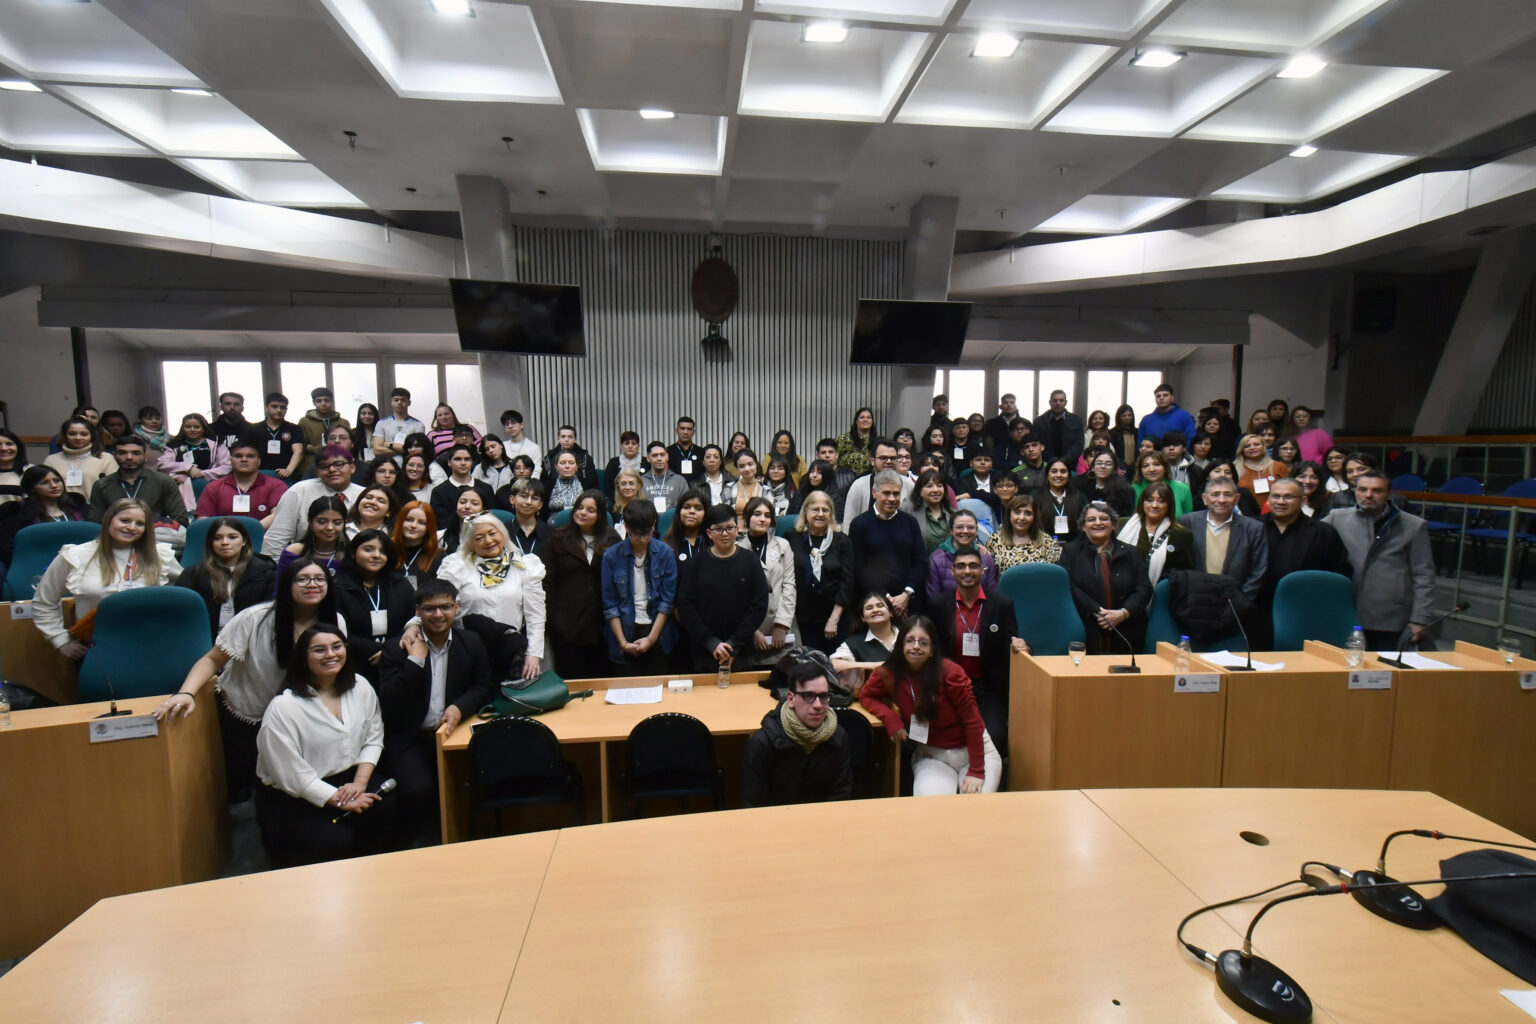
[[896, 36, 1115, 129], [179, 159, 368, 208], [577, 108, 727, 174], [0, 89, 151, 154], [1148, 0, 1394, 52], [0, 0, 202, 87], [739, 20, 930, 122], [959, 0, 1175, 38], [317, 0, 561, 102], [756, 0, 958, 27], [1210, 150, 1413, 203], [1033, 194, 1189, 234], [1043, 51, 1274, 137], [52, 86, 300, 159], [1185, 64, 1447, 145]]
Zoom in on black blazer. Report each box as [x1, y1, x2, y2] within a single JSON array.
[[375, 626, 494, 762], [175, 555, 277, 639], [332, 569, 418, 663], [1057, 536, 1154, 655], [786, 530, 854, 617], [928, 585, 1017, 701], [429, 478, 495, 529]]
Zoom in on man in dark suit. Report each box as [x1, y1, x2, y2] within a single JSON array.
[[930, 550, 1028, 763], [377, 578, 495, 839], [1031, 389, 1086, 468], [1179, 475, 1268, 601]]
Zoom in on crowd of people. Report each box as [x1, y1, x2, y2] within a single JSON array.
[[8, 380, 1437, 866]]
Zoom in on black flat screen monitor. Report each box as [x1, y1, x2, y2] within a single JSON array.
[[449, 278, 585, 357], [849, 299, 971, 366]]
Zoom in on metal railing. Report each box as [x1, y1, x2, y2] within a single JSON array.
[[1337, 435, 1536, 493], [1395, 489, 1536, 639]]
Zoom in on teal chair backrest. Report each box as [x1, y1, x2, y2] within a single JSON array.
[[1272, 570, 1357, 651], [180, 517, 266, 569], [657, 509, 676, 538], [191, 477, 210, 500], [489, 509, 517, 530], [775, 514, 797, 538], [996, 563, 1084, 655], [552, 508, 573, 527], [5, 521, 101, 600], [78, 588, 213, 702], [1144, 578, 1247, 653]]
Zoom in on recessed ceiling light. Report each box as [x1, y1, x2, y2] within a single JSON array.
[[427, 0, 473, 16], [0, 80, 42, 92], [638, 108, 675, 120], [971, 33, 1019, 59], [1290, 144, 1318, 158], [1130, 49, 1185, 69], [802, 21, 848, 44], [1278, 55, 1328, 79], [170, 87, 213, 97]]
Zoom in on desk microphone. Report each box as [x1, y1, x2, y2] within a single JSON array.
[[1226, 598, 1255, 671], [1413, 601, 1470, 650], [1179, 869, 1536, 1022], [87, 643, 130, 719], [331, 777, 396, 823], [1107, 622, 1139, 673]]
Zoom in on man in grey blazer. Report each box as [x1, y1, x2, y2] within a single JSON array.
[[1323, 469, 1436, 649], [1178, 475, 1268, 599]]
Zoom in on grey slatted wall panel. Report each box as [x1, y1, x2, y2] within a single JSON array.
[[1472, 276, 1536, 431], [507, 228, 902, 459]]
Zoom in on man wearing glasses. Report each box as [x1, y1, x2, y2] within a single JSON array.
[[839, 438, 916, 531], [261, 445, 365, 557], [676, 504, 770, 672], [740, 657, 852, 807]]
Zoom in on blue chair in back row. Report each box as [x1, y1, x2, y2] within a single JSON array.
[[1271, 570, 1357, 650], [77, 587, 212, 702], [180, 517, 267, 569], [4, 521, 100, 600], [1467, 479, 1536, 587], [996, 563, 1084, 656]]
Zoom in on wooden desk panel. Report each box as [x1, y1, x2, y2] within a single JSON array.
[[1087, 788, 1534, 1023], [0, 831, 558, 1024], [0, 691, 226, 957], [1010, 650, 1226, 790], [1388, 644, 1536, 838], [501, 793, 1247, 1024], [1220, 648, 1395, 789], [0, 598, 77, 704]]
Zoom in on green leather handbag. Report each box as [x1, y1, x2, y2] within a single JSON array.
[[478, 670, 594, 718]]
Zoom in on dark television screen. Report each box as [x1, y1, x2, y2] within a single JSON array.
[[449, 278, 585, 357], [849, 299, 971, 366]]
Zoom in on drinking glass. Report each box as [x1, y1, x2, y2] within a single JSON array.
[[1068, 641, 1086, 667], [1498, 636, 1521, 665]]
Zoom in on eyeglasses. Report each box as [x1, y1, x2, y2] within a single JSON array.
[[709, 523, 738, 534], [904, 638, 932, 648], [294, 576, 328, 588], [791, 690, 833, 705], [318, 461, 350, 470]]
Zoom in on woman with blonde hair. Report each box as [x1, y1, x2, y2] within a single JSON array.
[[787, 490, 852, 654], [611, 466, 645, 524], [1235, 432, 1288, 514]]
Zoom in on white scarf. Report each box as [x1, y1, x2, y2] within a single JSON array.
[[807, 531, 831, 582], [1119, 514, 1172, 582]]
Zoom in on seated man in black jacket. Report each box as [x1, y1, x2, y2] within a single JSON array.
[[377, 579, 494, 840], [741, 657, 852, 807]]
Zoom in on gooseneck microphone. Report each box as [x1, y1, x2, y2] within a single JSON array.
[[331, 777, 397, 823], [1335, 828, 1536, 928], [1377, 603, 1471, 667], [1226, 597, 1255, 671], [1107, 621, 1140, 673], [90, 643, 131, 719]]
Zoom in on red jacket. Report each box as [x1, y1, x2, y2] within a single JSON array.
[[860, 658, 987, 778]]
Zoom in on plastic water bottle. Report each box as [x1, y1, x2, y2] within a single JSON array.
[[0, 684, 10, 728], [1346, 626, 1366, 668], [1175, 636, 1192, 674], [717, 657, 732, 690]]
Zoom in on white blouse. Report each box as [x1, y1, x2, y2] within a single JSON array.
[[437, 551, 548, 659], [32, 540, 181, 648], [215, 602, 349, 723], [256, 679, 384, 807]]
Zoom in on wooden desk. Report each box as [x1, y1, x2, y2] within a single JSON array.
[[1220, 645, 1396, 789], [0, 690, 226, 957], [1009, 645, 1227, 790], [0, 598, 77, 704], [1087, 788, 1535, 1023], [1386, 641, 1536, 839], [436, 672, 891, 839], [0, 831, 558, 1024]]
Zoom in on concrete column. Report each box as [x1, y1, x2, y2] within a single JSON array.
[[887, 195, 958, 436], [1414, 227, 1536, 435], [455, 174, 530, 432]]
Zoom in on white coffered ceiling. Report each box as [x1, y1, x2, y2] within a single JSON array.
[[1, 0, 1535, 239]]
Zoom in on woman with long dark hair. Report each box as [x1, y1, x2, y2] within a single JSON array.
[[1074, 449, 1133, 516], [176, 516, 277, 637], [769, 430, 807, 487], [350, 403, 380, 466], [0, 465, 87, 564], [665, 488, 710, 565], [158, 412, 230, 509], [986, 493, 1060, 569], [44, 416, 117, 499], [546, 489, 617, 680], [332, 528, 414, 667], [858, 614, 1000, 795], [835, 407, 876, 478], [1109, 405, 1139, 468], [1117, 482, 1194, 585], [438, 487, 488, 554], [1039, 458, 1083, 544], [0, 426, 31, 506], [279, 495, 347, 577]]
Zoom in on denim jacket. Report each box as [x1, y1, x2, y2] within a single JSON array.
[[600, 537, 678, 661]]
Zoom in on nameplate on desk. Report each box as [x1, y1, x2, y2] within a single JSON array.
[[1521, 672, 1535, 691], [1347, 670, 1392, 690], [666, 679, 693, 694], [1173, 673, 1219, 694], [9, 601, 33, 619], [87, 715, 159, 743]]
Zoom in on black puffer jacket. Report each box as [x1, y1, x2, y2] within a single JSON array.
[[740, 703, 853, 808], [1167, 568, 1252, 643]]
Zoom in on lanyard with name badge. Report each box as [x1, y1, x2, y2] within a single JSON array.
[[367, 584, 389, 637], [957, 601, 983, 657]]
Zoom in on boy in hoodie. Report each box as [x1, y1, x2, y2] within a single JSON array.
[[299, 387, 350, 477]]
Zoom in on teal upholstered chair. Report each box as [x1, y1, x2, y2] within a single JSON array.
[[775, 514, 797, 538], [996, 563, 1084, 655], [77, 588, 213, 702], [1144, 579, 1246, 653], [1271, 570, 1357, 650], [4, 521, 101, 600]]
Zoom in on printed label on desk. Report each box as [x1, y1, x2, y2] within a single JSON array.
[[1348, 670, 1392, 690], [1173, 673, 1219, 694], [87, 715, 159, 743], [1521, 672, 1535, 691], [9, 601, 33, 619]]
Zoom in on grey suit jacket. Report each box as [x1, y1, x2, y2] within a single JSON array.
[[1177, 511, 1268, 600], [1322, 506, 1436, 632]]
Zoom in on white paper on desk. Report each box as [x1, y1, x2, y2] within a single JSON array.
[[1381, 651, 1459, 670], [1501, 990, 1536, 1019], [604, 685, 663, 705], [1204, 650, 1285, 671]]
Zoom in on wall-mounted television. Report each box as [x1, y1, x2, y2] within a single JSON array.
[[849, 299, 971, 366], [449, 278, 586, 357]]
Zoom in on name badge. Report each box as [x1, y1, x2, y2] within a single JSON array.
[[953, 447, 965, 461], [961, 632, 981, 657], [1054, 515, 1069, 535], [680, 459, 694, 475], [231, 494, 251, 513], [405, 575, 418, 590], [908, 716, 930, 744], [267, 439, 282, 455], [1253, 476, 1271, 495], [218, 601, 235, 629], [65, 469, 84, 487], [393, 428, 408, 445], [117, 578, 144, 591], [370, 609, 389, 637], [224, 435, 239, 449], [654, 496, 668, 513]]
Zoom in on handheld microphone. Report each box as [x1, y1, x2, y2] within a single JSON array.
[[1226, 597, 1255, 671], [87, 643, 130, 719], [1107, 622, 1140, 673], [331, 777, 396, 823]]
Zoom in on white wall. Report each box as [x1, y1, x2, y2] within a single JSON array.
[[0, 286, 77, 441], [1176, 314, 1331, 427]]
